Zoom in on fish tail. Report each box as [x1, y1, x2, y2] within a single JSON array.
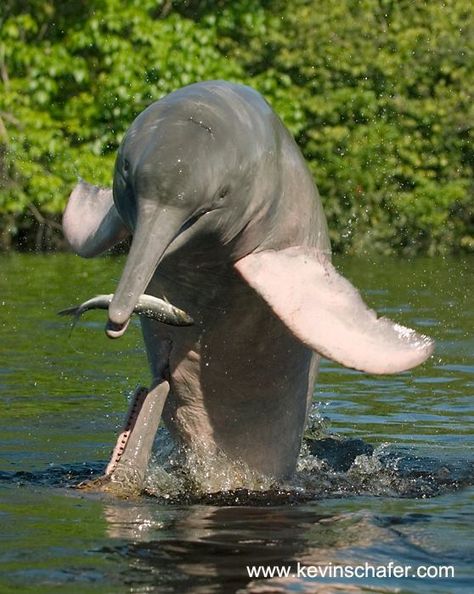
[[57, 306, 81, 317], [58, 306, 83, 336]]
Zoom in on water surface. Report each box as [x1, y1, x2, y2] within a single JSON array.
[[0, 254, 472, 593]]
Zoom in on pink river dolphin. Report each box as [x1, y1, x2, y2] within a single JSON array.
[[62, 81, 434, 493]]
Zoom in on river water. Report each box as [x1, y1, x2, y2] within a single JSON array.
[[0, 253, 472, 593]]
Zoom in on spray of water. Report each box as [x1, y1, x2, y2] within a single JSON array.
[[136, 402, 473, 504]]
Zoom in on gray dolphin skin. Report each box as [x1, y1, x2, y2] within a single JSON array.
[[62, 81, 434, 492]]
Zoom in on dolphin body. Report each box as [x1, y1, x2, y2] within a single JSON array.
[[62, 81, 434, 493]]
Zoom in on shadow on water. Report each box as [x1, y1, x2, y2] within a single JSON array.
[[100, 504, 360, 594], [98, 500, 474, 594]]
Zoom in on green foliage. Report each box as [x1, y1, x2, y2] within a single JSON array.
[[0, 0, 472, 253]]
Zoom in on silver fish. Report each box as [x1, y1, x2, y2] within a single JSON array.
[[58, 293, 194, 327]]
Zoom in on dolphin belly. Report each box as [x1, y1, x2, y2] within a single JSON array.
[[145, 262, 316, 481]]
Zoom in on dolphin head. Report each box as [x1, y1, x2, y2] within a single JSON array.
[[107, 86, 275, 338]]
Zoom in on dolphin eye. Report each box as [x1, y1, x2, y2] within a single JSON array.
[[218, 186, 229, 199], [214, 186, 230, 207], [123, 159, 130, 173]]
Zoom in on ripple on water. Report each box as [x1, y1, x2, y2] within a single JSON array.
[[1, 254, 473, 594]]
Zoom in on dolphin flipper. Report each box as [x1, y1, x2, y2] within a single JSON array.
[[235, 247, 434, 374], [63, 180, 130, 257]]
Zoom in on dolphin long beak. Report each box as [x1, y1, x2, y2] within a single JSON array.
[[106, 208, 184, 339]]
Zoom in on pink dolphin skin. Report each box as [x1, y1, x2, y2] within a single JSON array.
[[63, 81, 434, 493]]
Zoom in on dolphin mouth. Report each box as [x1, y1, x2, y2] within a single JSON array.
[[104, 386, 149, 476], [103, 381, 170, 493], [106, 318, 130, 339]]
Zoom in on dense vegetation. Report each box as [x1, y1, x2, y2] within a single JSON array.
[[1, 0, 472, 254]]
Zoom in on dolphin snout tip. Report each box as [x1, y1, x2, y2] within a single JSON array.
[[105, 318, 130, 339]]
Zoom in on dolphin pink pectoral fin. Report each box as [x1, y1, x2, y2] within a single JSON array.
[[235, 247, 434, 375], [62, 181, 130, 257]]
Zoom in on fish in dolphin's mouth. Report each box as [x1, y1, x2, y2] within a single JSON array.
[[58, 293, 194, 337]]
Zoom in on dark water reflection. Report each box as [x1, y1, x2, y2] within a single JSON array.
[[0, 254, 473, 593]]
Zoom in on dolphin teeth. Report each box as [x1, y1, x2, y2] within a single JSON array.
[[104, 387, 149, 477]]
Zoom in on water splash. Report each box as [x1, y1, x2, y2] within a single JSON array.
[[1, 429, 472, 504], [130, 426, 474, 504], [145, 436, 275, 500]]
